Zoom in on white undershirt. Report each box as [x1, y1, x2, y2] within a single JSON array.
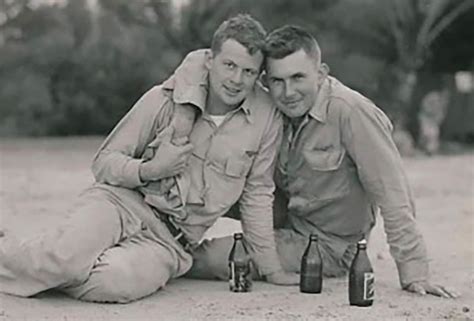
[[209, 114, 227, 127]]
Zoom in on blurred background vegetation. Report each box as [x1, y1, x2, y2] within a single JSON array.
[[1, 0, 473, 151]]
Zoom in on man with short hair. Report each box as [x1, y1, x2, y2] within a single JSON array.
[[0, 15, 298, 304], [187, 25, 457, 298]]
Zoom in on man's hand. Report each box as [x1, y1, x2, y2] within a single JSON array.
[[406, 281, 459, 298], [265, 270, 299, 286], [139, 127, 193, 182]]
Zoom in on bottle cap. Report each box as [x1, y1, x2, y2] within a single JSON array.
[[358, 239, 367, 245], [234, 233, 243, 240]]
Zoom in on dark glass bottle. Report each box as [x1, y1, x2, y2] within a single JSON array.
[[300, 234, 323, 293], [349, 239, 374, 306], [228, 233, 252, 292]]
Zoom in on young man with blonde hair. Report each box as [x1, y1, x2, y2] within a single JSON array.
[[0, 15, 298, 304]]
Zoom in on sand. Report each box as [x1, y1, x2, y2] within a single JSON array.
[[0, 137, 472, 321]]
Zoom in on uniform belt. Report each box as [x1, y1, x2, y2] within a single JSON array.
[[160, 214, 191, 252]]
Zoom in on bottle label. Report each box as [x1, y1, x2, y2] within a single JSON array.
[[229, 262, 252, 292], [363, 272, 375, 300]]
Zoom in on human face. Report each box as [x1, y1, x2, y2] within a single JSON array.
[[206, 39, 263, 110], [265, 49, 326, 119]]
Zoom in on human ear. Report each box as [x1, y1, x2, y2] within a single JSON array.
[[260, 71, 268, 88], [318, 63, 329, 85], [204, 50, 214, 70]]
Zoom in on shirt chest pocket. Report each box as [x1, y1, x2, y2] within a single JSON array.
[[224, 155, 253, 178], [187, 145, 255, 212], [303, 147, 345, 171], [204, 153, 254, 213], [300, 147, 349, 201]]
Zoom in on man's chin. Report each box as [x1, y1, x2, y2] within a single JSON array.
[[222, 95, 245, 107], [279, 107, 305, 119]]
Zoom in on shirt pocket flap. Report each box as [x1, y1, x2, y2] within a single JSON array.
[[304, 148, 346, 171], [225, 156, 251, 178]]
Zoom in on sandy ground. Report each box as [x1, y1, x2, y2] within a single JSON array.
[[0, 137, 472, 321]]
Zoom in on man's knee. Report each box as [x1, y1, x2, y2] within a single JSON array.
[[67, 260, 168, 303], [319, 244, 354, 278], [186, 237, 233, 280]]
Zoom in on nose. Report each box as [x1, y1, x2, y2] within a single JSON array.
[[284, 81, 296, 98], [230, 69, 243, 84]]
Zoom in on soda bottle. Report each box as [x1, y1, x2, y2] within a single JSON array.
[[228, 233, 252, 292], [300, 234, 323, 293], [349, 239, 374, 306]]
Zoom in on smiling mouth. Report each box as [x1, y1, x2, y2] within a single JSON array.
[[224, 85, 242, 95], [282, 99, 301, 107]]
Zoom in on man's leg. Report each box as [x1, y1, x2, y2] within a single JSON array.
[[61, 228, 192, 303], [186, 228, 356, 280], [186, 235, 234, 280], [0, 189, 123, 297], [273, 229, 356, 278]]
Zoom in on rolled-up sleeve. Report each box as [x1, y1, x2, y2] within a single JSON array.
[[92, 86, 168, 189], [341, 100, 429, 288], [240, 108, 285, 276]]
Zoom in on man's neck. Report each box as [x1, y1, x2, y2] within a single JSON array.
[[290, 115, 305, 132], [206, 92, 242, 116]]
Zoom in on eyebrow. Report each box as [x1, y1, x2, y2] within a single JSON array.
[[291, 72, 306, 78], [269, 72, 306, 80], [269, 75, 283, 81]]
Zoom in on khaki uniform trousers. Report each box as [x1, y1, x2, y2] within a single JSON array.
[[0, 187, 192, 303], [186, 226, 357, 280]]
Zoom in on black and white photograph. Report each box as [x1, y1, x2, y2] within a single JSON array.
[[0, 0, 473, 320]]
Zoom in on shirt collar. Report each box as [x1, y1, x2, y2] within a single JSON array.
[[161, 49, 209, 113], [307, 76, 333, 123], [237, 85, 260, 124]]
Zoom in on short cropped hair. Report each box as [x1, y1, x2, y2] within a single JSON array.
[[211, 14, 267, 55], [264, 25, 321, 63]]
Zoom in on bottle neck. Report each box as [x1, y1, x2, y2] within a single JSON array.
[[305, 237, 320, 253], [356, 245, 367, 255], [234, 233, 243, 241]]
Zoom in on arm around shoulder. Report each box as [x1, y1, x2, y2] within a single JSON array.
[[92, 86, 171, 188]]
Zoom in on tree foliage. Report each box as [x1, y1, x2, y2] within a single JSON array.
[[0, 0, 472, 137]]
